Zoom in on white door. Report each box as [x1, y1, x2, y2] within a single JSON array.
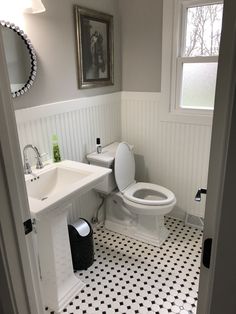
[[197, 1, 236, 313], [0, 29, 44, 313]]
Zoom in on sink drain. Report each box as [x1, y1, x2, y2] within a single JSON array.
[[41, 196, 48, 201]]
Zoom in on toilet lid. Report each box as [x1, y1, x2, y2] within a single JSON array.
[[115, 142, 135, 192]]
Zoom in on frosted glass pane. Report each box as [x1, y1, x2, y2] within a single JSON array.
[[181, 62, 217, 109], [184, 4, 223, 57]]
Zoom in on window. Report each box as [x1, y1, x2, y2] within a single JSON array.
[[173, 1, 223, 112]]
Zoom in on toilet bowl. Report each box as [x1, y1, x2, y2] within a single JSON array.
[[87, 142, 176, 246], [123, 182, 176, 215]]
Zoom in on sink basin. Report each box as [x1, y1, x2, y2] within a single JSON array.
[[25, 160, 111, 217], [27, 166, 91, 201]]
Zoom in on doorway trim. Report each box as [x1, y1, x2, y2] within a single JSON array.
[[197, 1, 236, 313], [0, 29, 44, 314]]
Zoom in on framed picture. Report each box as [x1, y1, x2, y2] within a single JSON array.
[[75, 6, 114, 89]]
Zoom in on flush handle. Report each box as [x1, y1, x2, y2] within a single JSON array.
[[195, 188, 207, 202], [202, 238, 212, 269]]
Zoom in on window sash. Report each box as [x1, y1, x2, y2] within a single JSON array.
[[175, 58, 218, 110], [171, 0, 222, 113], [178, 56, 218, 64], [181, 1, 222, 58]]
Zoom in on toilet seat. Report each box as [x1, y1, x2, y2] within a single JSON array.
[[122, 194, 176, 216], [114, 142, 136, 192], [123, 182, 176, 206]]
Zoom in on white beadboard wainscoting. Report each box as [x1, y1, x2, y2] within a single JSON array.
[[15, 93, 121, 223], [121, 92, 212, 219], [15, 91, 212, 222]]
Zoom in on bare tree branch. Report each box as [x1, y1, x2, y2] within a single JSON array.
[[184, 4, 223, 57]]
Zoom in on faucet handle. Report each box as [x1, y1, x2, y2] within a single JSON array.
[[40, 152, 48, 159]]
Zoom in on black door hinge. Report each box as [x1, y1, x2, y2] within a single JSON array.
[[23, 219, 33, 235], [203, 238, 212, 268]]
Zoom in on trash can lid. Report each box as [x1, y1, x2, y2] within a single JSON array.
[[71, 219, 91, 237]]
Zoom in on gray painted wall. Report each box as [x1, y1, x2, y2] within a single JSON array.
[[119, 0, 163, 92], [14, 0, 121, 110]]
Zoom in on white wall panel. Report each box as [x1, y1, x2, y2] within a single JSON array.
[[121, 92, 212, 218], [16, 93, 121, 162], [16, 91, 212, 221], [15, 93, 121, 223]]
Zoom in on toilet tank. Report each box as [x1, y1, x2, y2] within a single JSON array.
[[87, 142, 119, 194], [87, 142, 134, 194]]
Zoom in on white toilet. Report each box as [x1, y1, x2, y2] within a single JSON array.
[[87, 142, 176, 246]]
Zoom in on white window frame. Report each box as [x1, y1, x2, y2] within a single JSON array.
[[160, 0, 223, 125], [171, 0, 223, 114]]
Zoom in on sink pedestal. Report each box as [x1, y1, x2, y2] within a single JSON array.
[[36, 203, 84, 312], [25, 161, 112, 312]]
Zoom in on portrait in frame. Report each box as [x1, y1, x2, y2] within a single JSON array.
[[75, 6, 114, 89]]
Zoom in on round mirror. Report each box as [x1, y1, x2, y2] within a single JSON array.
[[0, 21, 37, 98]]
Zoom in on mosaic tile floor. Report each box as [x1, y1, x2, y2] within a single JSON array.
[[45, 217, 203, 314]]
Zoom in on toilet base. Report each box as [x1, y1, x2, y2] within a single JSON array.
[[105, 215, 170, 247]]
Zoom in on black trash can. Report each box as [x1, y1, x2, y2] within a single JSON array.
[[68, 218, 94, 270]]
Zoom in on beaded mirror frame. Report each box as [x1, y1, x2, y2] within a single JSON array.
[[0, 21, 37, 98]]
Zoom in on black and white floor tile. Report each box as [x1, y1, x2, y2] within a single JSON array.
[[45, 217, 202, 314]]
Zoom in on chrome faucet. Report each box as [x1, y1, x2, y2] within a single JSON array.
[[23, 144, 44, 174]]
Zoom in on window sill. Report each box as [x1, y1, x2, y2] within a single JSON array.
[[160, 101, 214, 126]]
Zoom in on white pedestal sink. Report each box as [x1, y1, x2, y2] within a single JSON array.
[[25, 160, 111, 312]]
